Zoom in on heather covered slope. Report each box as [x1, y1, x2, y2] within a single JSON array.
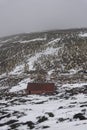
[[0, 28, 87, 130]]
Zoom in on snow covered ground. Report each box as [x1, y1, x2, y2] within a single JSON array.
[[0, 72, 87, 130], [0, 82, 87, 130]]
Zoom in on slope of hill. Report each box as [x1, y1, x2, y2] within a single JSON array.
[[0, 28, 87, 130]]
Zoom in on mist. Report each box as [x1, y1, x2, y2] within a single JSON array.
[[0, 0, 87, 37]]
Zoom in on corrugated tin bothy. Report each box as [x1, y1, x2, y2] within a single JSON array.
[[26, 83, 55, 94]]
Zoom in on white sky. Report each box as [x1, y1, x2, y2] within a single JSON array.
[[0, 0, 87, 37]]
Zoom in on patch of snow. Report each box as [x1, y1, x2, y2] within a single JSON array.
[[0, 73, 7, 79], [9, 64, 24, 75], [48, 38, 60, 45], [8, 45, 60, 73], [79, 33, 87, 37], [27, 47, 61, 70], [48, 69, 54, 75], [9, 78, 31, 92], [0, 125, 10, 130], [17, 125, 28, 130], [19, 38, 46, 43], [46, 121, 87, 130], [44, 47, 59, 55], [47, 69, 54, 80], [69, 69, 78, 75], [62, 82, 87, 89]]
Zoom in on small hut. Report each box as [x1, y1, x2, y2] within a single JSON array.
[[26, 83, 55, 94]]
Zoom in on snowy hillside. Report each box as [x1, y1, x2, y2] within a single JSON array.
[[0, 28, 87, 130]]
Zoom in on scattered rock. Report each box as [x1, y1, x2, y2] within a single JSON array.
[[58, 118, 65, 122], [42, 126, 50, 129], [0, 119, 18, 127], [73, 113, 87, 120], [0, 113, 11, 120], [10, 123, 20, 129], [37, 116, 48, 123], [23, 121, 35, 129], [80, 104, 87, 107], [58, 106, 64, 109], [45, 112, 54, 117]]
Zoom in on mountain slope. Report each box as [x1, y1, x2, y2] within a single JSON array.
[[0, 28, 87, 130]]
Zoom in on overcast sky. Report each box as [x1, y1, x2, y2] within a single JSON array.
[[0, 0, 87, 37]]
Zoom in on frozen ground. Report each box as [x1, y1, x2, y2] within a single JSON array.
[[0, 29, 87, 130], [0, 81, 87, 130]]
